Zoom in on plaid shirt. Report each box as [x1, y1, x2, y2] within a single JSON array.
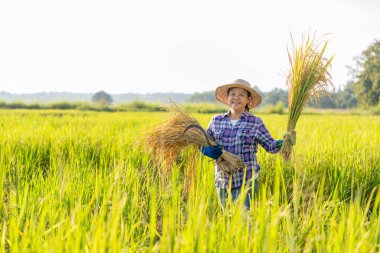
[[206, 111, 281, 189]]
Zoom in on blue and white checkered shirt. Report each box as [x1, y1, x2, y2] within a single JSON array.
[[206, 111, 281, 189]]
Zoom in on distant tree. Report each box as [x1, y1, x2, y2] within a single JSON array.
[[92, 91, 113, 106], [262, 88, 288, 107], [351, 40, 380, 107], [188, 91, 216, 103], [307, 83, 358, 109], [333, 82, 358, 108]]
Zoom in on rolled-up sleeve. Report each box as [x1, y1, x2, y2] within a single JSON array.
[[255, 118, 281, 154]]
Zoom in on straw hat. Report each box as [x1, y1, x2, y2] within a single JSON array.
[[215, 79, 262, 108]]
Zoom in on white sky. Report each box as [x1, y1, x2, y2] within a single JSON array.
[[0, 0, 379, 94]]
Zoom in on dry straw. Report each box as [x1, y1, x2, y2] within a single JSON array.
[[282, 33, 334, 161], [145, 101, 245, 175]]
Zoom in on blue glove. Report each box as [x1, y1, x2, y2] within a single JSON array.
[[201, 144, 223, 159]]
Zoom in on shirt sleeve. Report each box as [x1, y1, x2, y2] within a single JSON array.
[[255, 118, 281, 154]]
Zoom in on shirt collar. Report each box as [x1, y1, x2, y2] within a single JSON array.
[[222, 111, 250, 119]]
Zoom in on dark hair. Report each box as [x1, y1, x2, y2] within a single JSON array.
[[227, 88, 251, 112]]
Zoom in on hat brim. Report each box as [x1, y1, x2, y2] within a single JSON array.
[[215, 83, 262, 108]]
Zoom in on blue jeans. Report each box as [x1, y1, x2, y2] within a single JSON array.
[[216, 178, 258, 210]]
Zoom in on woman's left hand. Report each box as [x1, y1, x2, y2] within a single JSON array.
[[284, 131, 296, 146]]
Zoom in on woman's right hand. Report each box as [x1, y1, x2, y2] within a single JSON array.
[[200, 145, 223, 159]]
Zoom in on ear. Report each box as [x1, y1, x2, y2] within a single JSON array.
[[246, 96, 252, 107]]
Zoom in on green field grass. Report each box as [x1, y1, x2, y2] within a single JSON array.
[[1, 110, 380, 252]]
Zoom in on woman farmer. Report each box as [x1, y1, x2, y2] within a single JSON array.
[[201, 79, 295, 210]]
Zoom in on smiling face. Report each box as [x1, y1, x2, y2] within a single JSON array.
[[227, 87, 251, 112]]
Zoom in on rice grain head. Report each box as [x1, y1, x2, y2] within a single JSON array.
[[282, 33, 334, 161]]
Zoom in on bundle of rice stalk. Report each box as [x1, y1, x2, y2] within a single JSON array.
[[145, 102, 245, 175], [282, 34, 334, 161]]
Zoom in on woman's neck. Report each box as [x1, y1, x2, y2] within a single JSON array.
[[229, 109, 245, 120]]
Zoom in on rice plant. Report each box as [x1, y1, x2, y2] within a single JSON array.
[[0, 110, 379, 252]]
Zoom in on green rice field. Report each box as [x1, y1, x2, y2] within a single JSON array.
[[1, 110, 380, 252]]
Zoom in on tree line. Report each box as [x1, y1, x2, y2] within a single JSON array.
[[2, 40, 378, 110]]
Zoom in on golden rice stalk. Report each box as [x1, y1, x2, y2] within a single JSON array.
[[282, 33, 334, 161], [145, 101, 245, 175]]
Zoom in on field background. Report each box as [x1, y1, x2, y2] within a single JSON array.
[[1, 110, 380, 252]]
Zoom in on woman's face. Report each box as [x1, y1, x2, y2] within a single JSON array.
[[227, 87, 250, 111]]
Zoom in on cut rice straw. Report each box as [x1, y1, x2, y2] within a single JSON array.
[[145, 101, 245, 175]]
